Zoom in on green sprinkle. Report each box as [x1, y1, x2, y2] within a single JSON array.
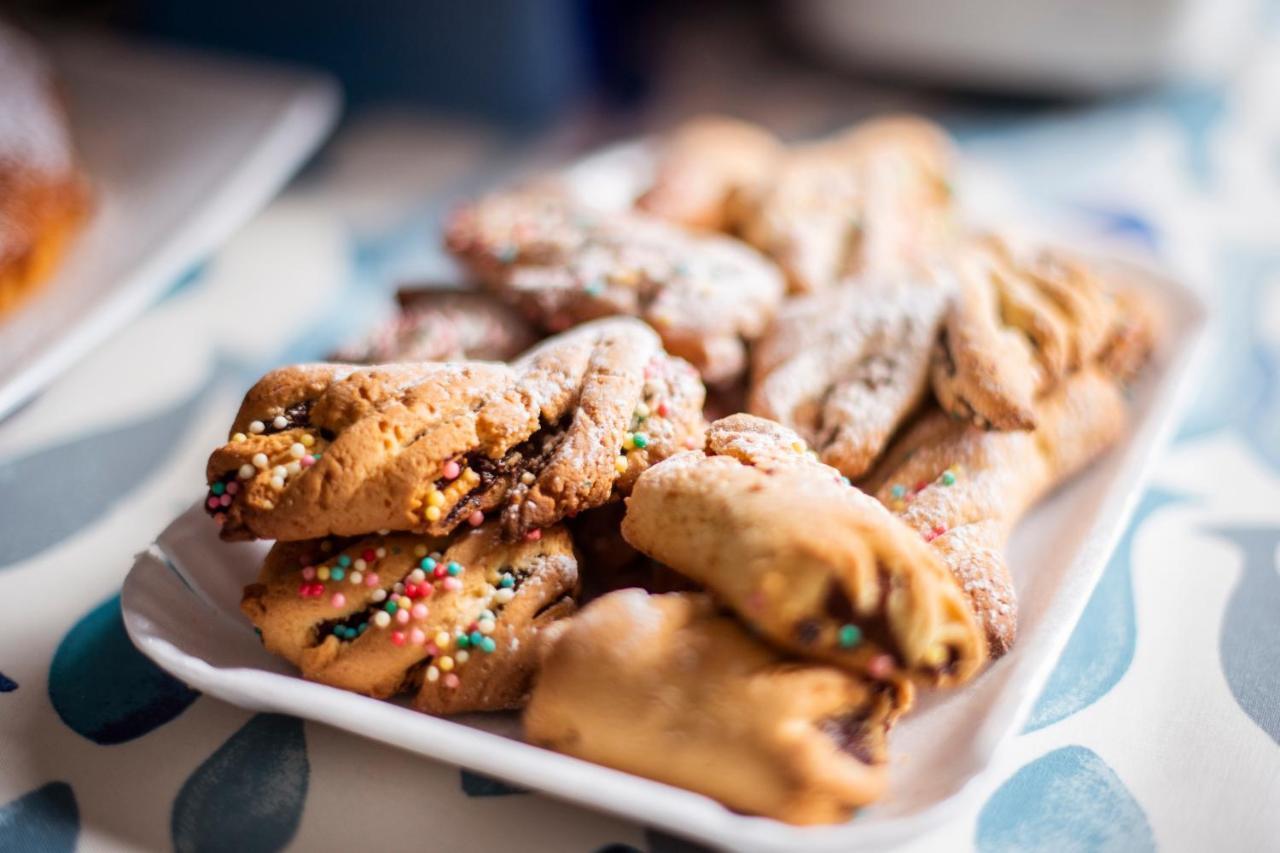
[[840, 476, 851, 486], [941, 471, 956, 486], [211, 482, 225, 495], [421, 557, 437, 571], [838, 624, 862, 649], [890, 485, 906, 499], [479, 637, 497, 654], [330, 567, 345, 581], [456, 633, 470, 649], [496, 243, 518, 263], [384, 601, 397, 614], [357, 622, 367, 634], [584, 280, 604, 296], [469, 631, 484, 647], [446, 561, 463, 577], [499, 574, 514, 589], [338, 555, 352, 567], [631, 433, 649, 449]]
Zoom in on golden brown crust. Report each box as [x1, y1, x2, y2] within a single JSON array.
[[732, 115, 955, 294], [621, 414, 987, 686], [241, 524, 579, 714], [205, 318, 705, 542], [748, 278, 950, 478], [635, 115, 781, 231], [865, 369, 1131, 654], [524, 590, 912, 825], [444, 186, 785, 383], [0, 22, 90, 317]]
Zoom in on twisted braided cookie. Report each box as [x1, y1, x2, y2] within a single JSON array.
[[931, 235, 1128, 430], [749, 278, 950, 478], [243, 523, 578, 714], [622, 414, 986, 686], [205, 318, 705, 542], [525, 590, 912, 825], [445, 186, 785, 383], [732, 115, 955, 294], [865, 369, 1131, 655], [635, 114, 782, 231]]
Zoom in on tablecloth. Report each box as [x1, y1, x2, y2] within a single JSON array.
[[2, 23, 1280, 853]]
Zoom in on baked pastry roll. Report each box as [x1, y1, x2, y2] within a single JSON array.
[[0, 21, 90, 316], [634, 114, 781, 231], [621, 414, 987, 686], [242, 523, 578, 714], [444, 186, 785, 383], [205, 318, 705, 542], [733, 115, 954, 293], [524, 590, 912, 825]]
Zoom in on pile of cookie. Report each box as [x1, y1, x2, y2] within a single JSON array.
[[204, 114, 1161, 825]]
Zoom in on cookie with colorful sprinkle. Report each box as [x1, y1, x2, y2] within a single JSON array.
[[243, 522, 578, 714], [204, 317, 706, 543], [634, 114, 781, 232], [748, 276, 950, 479], [865, 368, 1131, 655], [444, 185, 785, 384], [731, 115, 955, 294], [620, 414, 987, 687], [524, 590, 912, 825]]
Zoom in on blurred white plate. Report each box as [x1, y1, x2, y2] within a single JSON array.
[[0, 31, 340, 418], [122, 145, 1208, 851]]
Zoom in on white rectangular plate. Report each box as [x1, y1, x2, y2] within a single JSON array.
[[121, 151, 1208, 851], [0, 31, 340, 418]]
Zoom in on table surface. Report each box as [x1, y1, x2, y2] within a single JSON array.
[[3, 23, 1280, 853]]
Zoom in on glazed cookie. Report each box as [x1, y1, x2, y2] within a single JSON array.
[[524, 590, 912, 825], [621, 415, 987, 686], [444, 186, 785, 383], [242, 523, 579, 714], [205, 318, 705, 542], [733, 115, 954, 293], [331, 288, 537, 363], [931, 236, 1120, 430], [749, 278, 950, 478], [865, 368, 1130, 654], [635, 114, 781, 231]]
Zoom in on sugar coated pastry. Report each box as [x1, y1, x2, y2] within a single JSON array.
[[0, 21, 90, 316], [331, 288, 537, 364], [243, 523, 578, 714], [205, 318, 705, 542], [634, 114, 781, 231], [749, 277, 950, 478], [866, 368, 1130, 654], [524, 590, 912, 824], [931, 235, 1120, 430], [621, 414, 987, 686], [733, 115, 954, 293], [444, 186, 785, 383]]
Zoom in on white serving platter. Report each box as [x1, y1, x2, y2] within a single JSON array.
[[122, 146, 1208, 851], [0, 30, 340, 418]]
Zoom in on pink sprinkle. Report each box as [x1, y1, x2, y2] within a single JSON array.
[[524, 528, 542, 542], [867, 654, 896, 680], [468, 510, 484, 527], [301, 567, 316, 580], [443, 673, 460, 689], [395, 609, 410, 625], [442, 460, 461, 480], [410, 628, 426, 645], [220, 494, 232, 507], [390, 631, 405, 647], [330, 593, 346, 608], [411, 603, 428, 620], [206, 496, 220, 509], [225, 481, 239, 495], [425, 643, 440, 656], [442, 577, 462, 592], [299, 455, 315, 468], [364, 573, 379, 588]]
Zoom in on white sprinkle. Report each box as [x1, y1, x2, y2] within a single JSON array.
[[376, 548, 386, 558], [289, 443, 306, 459], [378, 529, 390, 536], [478, 619, 496, 635], [286, 461, 302, 476], [270, 476, 285, 489], [252, 453, 269, 469], [273, 415, 289, 430], [272, 466, 287, 479], [238, 464, 255, 479], [456, 650, 470, 664], [494, 588, 515, 604], [373, 611, 391, 628], [354, 558, 367, 571], [425, 665, 440, 682], [371, 589, 387, 602], [248, 420, 265, 434], [408, 569, 426, 584], [393, 582, 404, 594], [349, 571, 363, 585]]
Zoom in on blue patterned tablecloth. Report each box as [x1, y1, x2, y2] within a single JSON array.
[[3, 24, 1280, 853]]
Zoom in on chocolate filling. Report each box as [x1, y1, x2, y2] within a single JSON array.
[[818, 711, 878, 765], [262, 400, 314, 435]]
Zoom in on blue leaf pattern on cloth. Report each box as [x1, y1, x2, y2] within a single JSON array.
[[171, 714, 309, 853], [0, 672, 15, 692], [0, 361, 233, 569], [1025, 489, 1189, 732], [0, 782, 79, 853], [976, 746, 1154, 853], [1201, 525, 1280, 745], [459, 770, 526, 797], [49, 595, 199, 744]]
